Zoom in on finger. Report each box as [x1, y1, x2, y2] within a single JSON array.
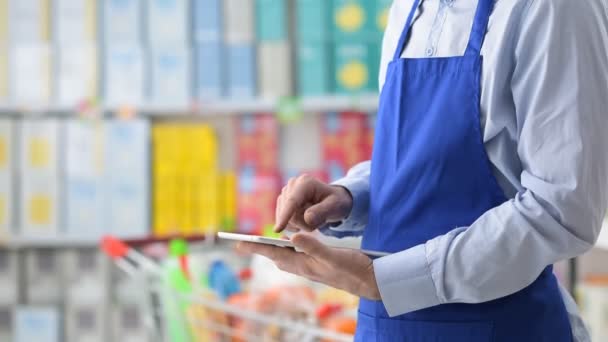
[[287, 202, 316, 232], [275, 193, 283, 226], [303, 195, 340, 228], [274, 192, 305, 233], [291, 233, 334, 260]]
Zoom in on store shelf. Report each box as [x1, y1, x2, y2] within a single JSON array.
[[0, 94, 379, 116], [0, 236, 100, 249], [596, 220, 608, 251]]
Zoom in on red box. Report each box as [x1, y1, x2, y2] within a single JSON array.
[[237, 169, 280, 235], [237, 114, 279, 173], [362, 113, 376, 160], [321, 112, 368, 182]]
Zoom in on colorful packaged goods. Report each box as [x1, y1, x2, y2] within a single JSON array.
[[321, 112, 368, 181]]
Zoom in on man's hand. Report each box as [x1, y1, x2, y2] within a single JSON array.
[[237, 233, 381, 301], [275, 174, 353, 233]]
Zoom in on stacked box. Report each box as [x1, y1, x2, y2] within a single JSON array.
[[110, 271, 148, 342], [321, 112, 367, 181], [331, 0, 375, 40], [65, 297, 107, 342], [53, 0, 96, 44], [193, 0, 224, 100], [8, 0, 50, 43], [376, 0, 392, 34], [334, 41, 377, 94], [65, 119, 105, 239], [0, 120, 13, 238], [146, 0, 189, 45], [363, 112, 376, 160], [237, 115, 280, 234], [0, 306, 12, 342], [19, 119, 62, 237], [296, 0, 332, 96], [153, 123, 220, 237], [102, 0, 142, 44], [224, 0, 256, 98], [149, 48, 191, 107], [104, 119, 149, 238], [0, 250, 18, 304], [10, 44, 52, 104], [56, 44, 98, 107], [14, 306, 60, 342], [25, 249, 63, 304], [104, 46, 145, 107]]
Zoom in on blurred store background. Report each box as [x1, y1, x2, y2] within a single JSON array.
[[0, 0, 606, 341]]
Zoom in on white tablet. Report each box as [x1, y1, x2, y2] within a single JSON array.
[[217, 232, 390, 257]]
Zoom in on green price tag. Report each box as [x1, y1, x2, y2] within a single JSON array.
[[276, 97, 303, 123]]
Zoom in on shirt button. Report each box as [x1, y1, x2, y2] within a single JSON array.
[[425, 47, 435, 56]]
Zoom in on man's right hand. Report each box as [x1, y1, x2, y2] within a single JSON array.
[[274, 174, 354, 233]]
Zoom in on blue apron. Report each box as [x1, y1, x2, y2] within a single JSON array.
[[356, 0, 573, 340]]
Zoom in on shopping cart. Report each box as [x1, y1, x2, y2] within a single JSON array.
[[101, 235, 355, 342]]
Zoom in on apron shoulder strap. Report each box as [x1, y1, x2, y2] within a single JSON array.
[[464, 0, 495, 56], [392, 0, 423, 61]]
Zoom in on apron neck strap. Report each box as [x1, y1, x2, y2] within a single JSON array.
[[392, 0, 422, 61], [392, 0, 495, 61], [464, 0, 495, 56]]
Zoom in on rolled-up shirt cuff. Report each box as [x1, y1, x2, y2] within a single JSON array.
[[318, 176, 370, 238], [373, 243, 441, 317]]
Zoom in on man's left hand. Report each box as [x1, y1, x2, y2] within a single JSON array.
[[237, 233, 381, 301]]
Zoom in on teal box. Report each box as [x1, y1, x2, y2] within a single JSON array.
[[376, 0, 393, 34], [256, 0, 287, 41], [297, 42, 332, 97], [296, 0, 331, 42], [331, 0, 376, 40], [333, 42, 376, 94]]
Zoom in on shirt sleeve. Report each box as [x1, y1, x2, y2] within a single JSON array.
[[374, 0, 608, 317], [318, 161, 371, 238]]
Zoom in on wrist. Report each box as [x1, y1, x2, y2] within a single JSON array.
[[331, 185, 354, 220]]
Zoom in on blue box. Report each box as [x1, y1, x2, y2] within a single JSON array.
[[193, 0, 222, 42], [102, 0, 143, 44], [227, 44, 256, 98], [14, 307, 60, 342], [195, 41, 224, 100]]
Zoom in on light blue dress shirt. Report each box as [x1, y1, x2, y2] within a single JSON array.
[[324, 1, 608, 340]]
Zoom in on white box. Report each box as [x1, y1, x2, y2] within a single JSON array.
[[104, 46, 145, 107], [65, 297, 107, 342], [10, 44, 52, 105], [0, 46, 8, 102], [53, 0, 96, 44], [20, 174, 60, 236], [65, 120, 104, 238], [0, 306, 13, 342], [63, 249, 109, 296], [224, 0, 254, 44], [0, 250, 18, 304], [105, 120, 149, 238], [258, 41, 292, 99], [103, 0, 142, 45], [0, 119, 13, 175], [19, 119, 60, 175], [111, 271, 149, 342], [146, 0, 189, 45], [25, 249, 63, 305], [56, 44, 98, 107], [8, 0, 50, 43], [0, 120, 14, 237], [149, 47, 190, 107], [14, 306, 60, 342]]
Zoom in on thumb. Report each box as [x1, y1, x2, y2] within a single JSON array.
[[303, 196, 341, 228], [291, 233, 332, 259]]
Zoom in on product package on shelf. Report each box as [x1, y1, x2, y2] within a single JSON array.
[[237, 114, 280, 234], [0, 120, 13, 238], [0, 1, 7, 44], [226, 43, 256, 99], [146, 0, 189, 45], [63, 248, 110, 296], [331, 0, 376, 41], [334, 41, 379, 94], [153, 123, 221, 237], [195, 41, 224, 100], [578, 275, 608, 342], [220, 171, 237, 232], [10, 43, 52, 105], [24, 249, 63, 305], [193, 0, 222, 42], [102, 0, 142, 45], [0, 47, 8, 102], [52, 0, 97, 44], [0, 250, 18, 305], [65, 290, 108, 342], [376, 0, 392, 34], [65, 119, 104, 239], [224, 0, 254, 44], [8, 0, 50, 43], [322, 111, 368, 182], [363, 112, 376, 160], [0, 306, 12, 342], [19, 119, 62, 237], [14, 306, 60, 342], [55, 44, 98, 107], [296, 0, 332, 42], [105, 119, 149, 238], [258, 41, 292, 99], [110, 270, 148, 342], [149, 47, 191, 107], [104, 46, 145, 107], [256, 0, 287, 42], [297, 41, 333, 97]]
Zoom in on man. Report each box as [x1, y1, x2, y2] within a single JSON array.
[[239, 0, 608, 340]]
